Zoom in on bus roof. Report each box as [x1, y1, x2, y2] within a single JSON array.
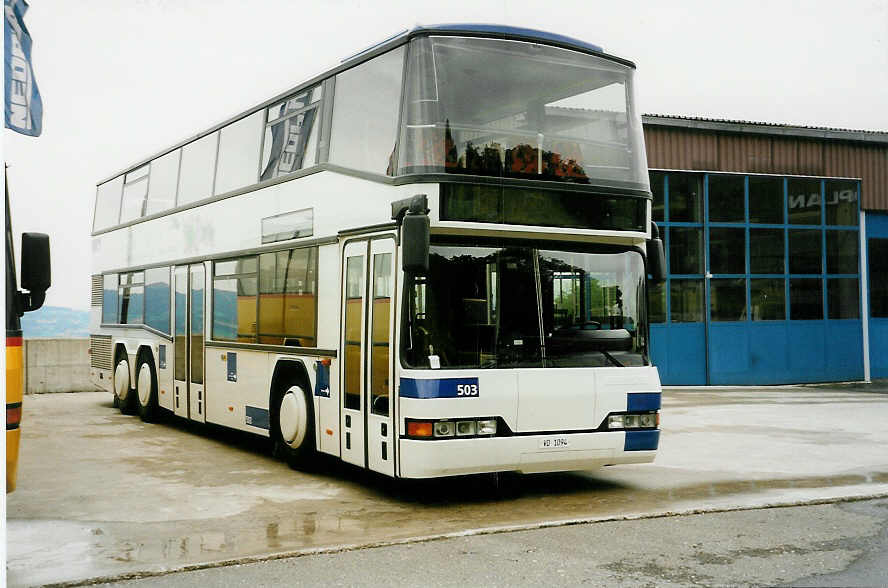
[[341, 24, 605, 63], [98, 25, 626, 186]]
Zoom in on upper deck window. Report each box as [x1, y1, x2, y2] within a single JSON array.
[[145, 149, 180, 216], [330, 47, 405, 175], [177, 132, 219, 206], [119, 165, 150, 223], [261, 85, 323, 181], [397, 36, 648, 190], [216, 111, 263, 195], [93, 176, 123, 232]]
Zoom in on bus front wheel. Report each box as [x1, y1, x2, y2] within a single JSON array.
[[136, 352, 159, 422], [272, 384, 316, 470]]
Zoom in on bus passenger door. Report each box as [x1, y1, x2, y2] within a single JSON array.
[[173, 267, 188, 418], [188, 264, 206, 423], [341, 242, 366, 467], [173, 264, 206, 422], [366, 238, 395, 476]]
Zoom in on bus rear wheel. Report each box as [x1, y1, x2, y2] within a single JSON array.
[[136, 352, 159, 422], [272, 384, 316, 470], [114, 349, 136, 415]]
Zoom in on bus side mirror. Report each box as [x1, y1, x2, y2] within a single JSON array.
[[20, 232, 51, 311], [394, 194, 430, 275], [646, 223, 666, 284], [402, 212, 429, 274]]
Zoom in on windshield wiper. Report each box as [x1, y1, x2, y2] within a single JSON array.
[[601, 350, 624, 367], [543, 352, 623, 368]]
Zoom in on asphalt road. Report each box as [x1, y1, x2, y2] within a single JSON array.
[[94, 498, 888, 587], [7, 385, 888, 587]]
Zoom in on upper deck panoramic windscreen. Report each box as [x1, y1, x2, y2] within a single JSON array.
[[397, 35, 648, 189]]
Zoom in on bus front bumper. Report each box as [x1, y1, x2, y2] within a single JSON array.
[[398, 430, 657, 479]]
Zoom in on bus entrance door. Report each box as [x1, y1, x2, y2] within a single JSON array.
[[173, 264, 206, 423], [365, 238, 395, 476], [341, 237, 396, 475], [188, 264, 206, 423], [341, 241, 367, 467]]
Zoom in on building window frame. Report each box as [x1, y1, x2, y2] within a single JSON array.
[[649, 170, 861, 326]]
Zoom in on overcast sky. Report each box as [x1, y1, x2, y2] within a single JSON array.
[[4, 0, 887, 310]]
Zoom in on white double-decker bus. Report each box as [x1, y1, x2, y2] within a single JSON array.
[[89, 25, 665, 479]]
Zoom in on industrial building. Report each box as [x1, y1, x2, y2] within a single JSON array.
[[642, 115, 888, 385]]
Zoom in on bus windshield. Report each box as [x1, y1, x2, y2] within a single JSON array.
[[404, 240, 648, 369], [397, 35, 648, 189]]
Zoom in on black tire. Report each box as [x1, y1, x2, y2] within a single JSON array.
[[136, 352, 159, 423], [114, 348, 137, 415], [271, 382, 316, 470]]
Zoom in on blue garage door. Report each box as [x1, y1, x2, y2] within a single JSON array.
[[650, 171, 864, 385], [868, 213, 888, 379]]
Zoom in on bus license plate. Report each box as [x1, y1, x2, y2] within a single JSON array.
[[539, 436, 570, 449]]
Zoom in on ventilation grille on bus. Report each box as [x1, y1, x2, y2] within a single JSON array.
[[91, 275, 103, 307], [90, 335, 113, 370]]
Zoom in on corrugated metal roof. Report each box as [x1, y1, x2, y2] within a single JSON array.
[[643, 114, 888, 145], [643, 123, 888, 211]]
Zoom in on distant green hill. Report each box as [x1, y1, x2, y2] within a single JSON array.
[[20, 306, 89, 338]]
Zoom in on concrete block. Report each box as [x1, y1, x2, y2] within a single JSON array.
[[23, 338, 100, 394]]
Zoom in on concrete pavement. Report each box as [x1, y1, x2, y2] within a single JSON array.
[[94, 498, 888, 587], [7, 385, 888, 586]]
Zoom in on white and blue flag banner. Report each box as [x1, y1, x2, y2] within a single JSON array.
[[4, 0, 42, 136]]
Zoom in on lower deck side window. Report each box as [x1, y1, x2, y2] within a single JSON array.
[[212, 247, 318, 346]]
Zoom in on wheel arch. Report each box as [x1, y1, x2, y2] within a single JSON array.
[[270, 359, 315, 436], [136, 344, 155, 367], [113, 342, 134, 382], [269, 359, 313, 404]]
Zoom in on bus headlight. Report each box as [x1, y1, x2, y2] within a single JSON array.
[[608, 413, 658, 430], [476, 419, 497, 435], [434, 421, 455, 437], [456, 420, 476, 436]]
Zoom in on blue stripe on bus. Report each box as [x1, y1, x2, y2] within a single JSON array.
[[627, 392, 661, 412], [625, 430, 659, 451], [245, 406, 269, 430], [400, 378, 479, 399]]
